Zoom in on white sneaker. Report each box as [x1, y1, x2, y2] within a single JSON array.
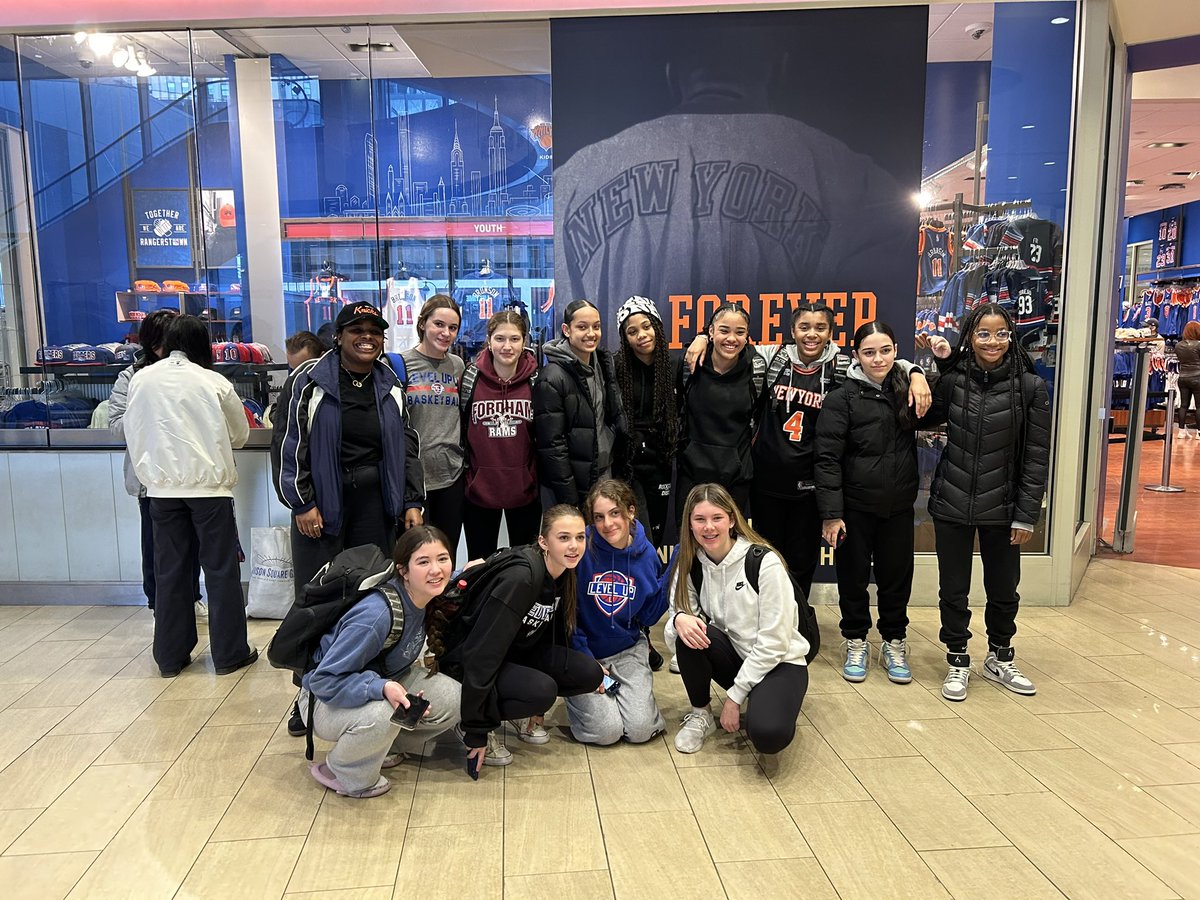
[[453, 724, 513, 766], [195, 600, 208, 619], [673, 710, 716, 754], [942, 665, 971, 702], [510, 717, 550, 744], [982, 651, 1037, 696], [669, 655, 680, 674]]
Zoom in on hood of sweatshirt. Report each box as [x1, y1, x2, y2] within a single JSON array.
[[785, 339, 841, 369], [543, 336, 593, 375], [475, 346, 538, 389], [573, 518, 667, 659], [846, 359, 892, 390], [699, 342, 753, 381]]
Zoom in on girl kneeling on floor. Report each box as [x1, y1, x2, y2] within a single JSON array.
[[428, 505, 605, 775], [567, 479, 669, 745], [302, 526, 463, 799], [671, 483, 810, 756]]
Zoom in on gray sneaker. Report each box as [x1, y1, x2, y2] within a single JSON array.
[[983, 652, 1037, 695], [453, 724, 513, 766], [673, 710, 716, 754], [942, 665, 971, 702]]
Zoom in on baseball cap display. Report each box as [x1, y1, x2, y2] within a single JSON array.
[[219, 203, 236, 228], [335, 301, 388, 331]]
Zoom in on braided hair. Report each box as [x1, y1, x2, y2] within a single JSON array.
[[615, 313, 679, 459]]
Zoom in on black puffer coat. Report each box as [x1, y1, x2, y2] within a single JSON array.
[[814, 368, 919, 520], [925, 360, 1051, 526], [533, 338, 626, 505]]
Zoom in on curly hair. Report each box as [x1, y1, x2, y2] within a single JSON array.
[[615, 312, 679, 460]]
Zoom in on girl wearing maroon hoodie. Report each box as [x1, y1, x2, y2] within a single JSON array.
[[462, 311, 541, 558]]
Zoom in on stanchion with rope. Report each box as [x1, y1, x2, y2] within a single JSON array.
[[1146, 375, 1186, 494]]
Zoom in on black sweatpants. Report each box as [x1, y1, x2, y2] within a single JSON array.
[[150, 496, 251, 672], [934, 519, 1021, 656], [834, 507, 913, 642], [139, 495, 201, 609], [424, 471, 466, 565], [462, 496, 542, 559], [631, 470, 673, 549], [752, 488, 822, 601], [291, 465, 396, 596], [675, 626, 808, 754], [495, 645, 605, 720]]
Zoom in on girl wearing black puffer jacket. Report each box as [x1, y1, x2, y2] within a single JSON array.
[[815, 321, 921, 688], [533, 299, 627, 506], [919, 302, 1051, 704]]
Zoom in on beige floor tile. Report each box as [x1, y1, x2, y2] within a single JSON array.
[[0, 681, 35, 712], [148, 723, 274, 801], [1094, 650, 1200, 703], [499, 722, 591, 775], [1071, 681, 1200, 744], [1026, 615, 1144, 657], [587, 736, 689, 815], [210, 752, 324, 841], [95, 697, 221, 765], [0, 620, 78, 665], [919, 847, 1065, 899], [407, 746, 504, 827], [0, 606, 36, 630], [787, 800, 949, 899], [0, 731, 119, 810], [804, 692, 918, 760], [1075, 578, 1170, 616], [1061, 598, 1152, 633], [51, 676, 172, 736], [1107, 629, 1200, 678], [0, 808, 39, 854], [1166, 742, 1200, 768], [261, 713, 333, 758], [0, 640, 94, 684], [7, 761, 168, 855], [207, 668, 301, 727], [1147, 782, 1200, 829], [150, 657, 242, 703], [848, 756, 1008, 851], [0, 706, 74, 770], [603, 810, 724, 899], [852, 672, 961, 721], [947, 683, 1075, 751], [394, 823, 502, 899], [66, 797, 229, 900], [74, 622, 153, 661], [502, 870, 614, 900], [1009, 748, 1196, 839], [971, 792, 1176, 899], [766, 724, 870, 804], [664, 717, 761, 768], [1119, 834, 1200, 900], [109, 643, 165, 680], [1009, 636, 1123, 683], [177, 835, 304, 900], [995, 663, 1100, 714], [802, 655, 857, 694], [286, 771, 416, 893], [286, 890, 393, 900], [7, 655, 127, 710], [717, 858, 838, 900], [505, 772, 605, 876], [1040, 712, 1200, 786], [44, 606, 138, 642], [679, 765, 811, 862], [894, 718, 1044, 796], [1144, 612, 1200, 647], [0, 851, 98, 900]]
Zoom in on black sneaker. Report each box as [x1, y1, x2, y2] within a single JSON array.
[[287, 700, 305, 737], [215, 647, 258, 676], [648, 640, 664, 672]]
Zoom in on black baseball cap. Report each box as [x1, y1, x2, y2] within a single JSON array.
[[335, 302, 388, 331]]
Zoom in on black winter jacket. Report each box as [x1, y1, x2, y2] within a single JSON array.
[[533, 339, 626, 505], [814, 367, 919, 520], [924, 359, 1051, 526], [677, 344, 766, 489]]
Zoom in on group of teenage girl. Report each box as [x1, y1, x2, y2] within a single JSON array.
[[270, 290, 1049, 798]]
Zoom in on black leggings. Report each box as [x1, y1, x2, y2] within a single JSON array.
[[675, 625, 808, 754], [462, 496, 543, 559], [751, 488, 822, 601], [424, 472, 466, 565], [495, 646, 604, 719], [1178, 376, 1200, 428]]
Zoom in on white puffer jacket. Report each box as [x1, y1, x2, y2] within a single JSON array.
[[124, 352, 250, 498]]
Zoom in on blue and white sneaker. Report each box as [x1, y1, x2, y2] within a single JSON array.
[[842, 639, 869, 682], [880, 639, 912, 684]]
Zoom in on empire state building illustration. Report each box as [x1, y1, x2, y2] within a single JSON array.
[[487, 96, 509, 217]]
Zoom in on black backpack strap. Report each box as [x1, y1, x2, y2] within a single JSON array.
[[305, 691, 316, 761], [459, 363, 479, 435], [376, 583, 407, 652], [744, 544, 766, 593]]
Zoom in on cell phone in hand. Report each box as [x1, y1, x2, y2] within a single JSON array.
[[602, 674, 621, 695], [466, 751, 481, 780], [836, 530, 846, 548], [390, 694, 430, 731]]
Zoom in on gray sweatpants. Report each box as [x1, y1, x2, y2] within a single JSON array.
[[301, 665, 461, 792], [566, 636, 665, 745]]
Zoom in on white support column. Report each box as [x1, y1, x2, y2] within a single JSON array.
[[233, 58, 285, 361]]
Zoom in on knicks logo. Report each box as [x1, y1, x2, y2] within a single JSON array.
[[587, 571, 636, 617]]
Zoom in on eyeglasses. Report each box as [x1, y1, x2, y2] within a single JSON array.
[[974, 329, 1011, 344]]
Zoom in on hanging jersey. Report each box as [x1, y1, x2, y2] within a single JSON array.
[[917, 224, 952, 296], [1011, 217, 1062, 273], [452, 275, 518, 347], [385, 276, 423, 353], [1007, 269, 1051, 335]]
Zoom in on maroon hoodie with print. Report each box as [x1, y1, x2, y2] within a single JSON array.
[[463, 347, 539, 508]]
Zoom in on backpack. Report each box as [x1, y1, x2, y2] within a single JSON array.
[[383, 352, 408, 388], [267, 544, 407, 759], [434, 545, 545, 677], [688, 545, 820, 662]]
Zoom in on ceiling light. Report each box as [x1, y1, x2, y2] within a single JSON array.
[[88, 33, 115, 55], [913, 190, 932, 207], [112, 47, 128, 68], [1147, 142, 1187, 149], [1160, 183, 1186, 191], [1044, 161, 1056, 165], [346, 41, 396, 53], [74, 31, 88, 44], [1051, 17, 1070, 25], [1126, 179, 1144, 186], [125, 47, 140, 72], [1021, 124, 1035, 130], [1007, 176, 1017, 180]]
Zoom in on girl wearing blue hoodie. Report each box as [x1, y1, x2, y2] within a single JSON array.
[[567, 479, 669, 745]]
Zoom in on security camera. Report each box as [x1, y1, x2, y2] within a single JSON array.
[[965, 22, 992, 41], [77, 50, 95, 68]]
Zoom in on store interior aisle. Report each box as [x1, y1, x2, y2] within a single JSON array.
[[0, 556, 1199, 899]]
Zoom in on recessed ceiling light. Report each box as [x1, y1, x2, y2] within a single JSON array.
[[1126, 179, 1144, 186], [1160, 183, 1187, 191], [1044, 161, 1056, 165], [347, 41, 396, 52], [1169, 171, 1200, 178], [1007, 176, 1017, 180], [1051, 16, 1070, 25], [1147, 142, 1187, 149], [1021, 124, 1035, 130]]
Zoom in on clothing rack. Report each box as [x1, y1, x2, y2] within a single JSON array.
[[922, 193, 1034, 277]]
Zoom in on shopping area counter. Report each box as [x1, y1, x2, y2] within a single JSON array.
[[0, 431, 287, 604]]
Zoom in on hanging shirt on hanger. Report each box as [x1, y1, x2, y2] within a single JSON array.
[[452, 270, 518, 347], [917, 223, 952, 296], [385, 275, 423, 353]]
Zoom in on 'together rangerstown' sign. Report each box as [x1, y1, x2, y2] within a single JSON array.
[[131, 188, 193, 268]]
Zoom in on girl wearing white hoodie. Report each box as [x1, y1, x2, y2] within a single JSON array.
[[670, 483, 809, 756]]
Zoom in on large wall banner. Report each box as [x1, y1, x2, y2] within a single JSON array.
[[552, 9, 928, 354]]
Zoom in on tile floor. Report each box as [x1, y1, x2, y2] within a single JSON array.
[[1, 556, 1198, 899]]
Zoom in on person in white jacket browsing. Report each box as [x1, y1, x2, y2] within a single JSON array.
[[670, 483, 809, 756], [124, 315, 254, 679]]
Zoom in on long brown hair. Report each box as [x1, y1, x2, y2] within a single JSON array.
[[584, 478, 638, 550], [394, 526, 453, 676], [670, 483, 781, 616], [416, 293, 461, 342], [540, 504, 585, 634]]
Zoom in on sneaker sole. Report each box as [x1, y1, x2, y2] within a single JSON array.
[[981, 666, 1037, 695], [484, 754, 513, 767], [842, 670, 867, 683], [886, 672, 913, 684], [941, 689, 967, 702], [516, 733, 550, 744]]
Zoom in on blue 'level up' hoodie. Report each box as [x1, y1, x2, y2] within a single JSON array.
[[572, 520, 669, 660]]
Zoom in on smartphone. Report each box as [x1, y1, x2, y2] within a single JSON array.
[[602, 674, 620, 695], [390, 694, 430, 731], [466, 752, 481, 781], [835, 529, 847, 549]]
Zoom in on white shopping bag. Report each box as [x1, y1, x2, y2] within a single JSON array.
[[246, 526, 294, 619]]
